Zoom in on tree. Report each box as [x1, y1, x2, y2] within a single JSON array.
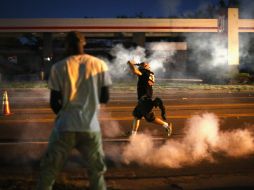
[[219, 0, 227, 8], [228, 0, 240, 8]]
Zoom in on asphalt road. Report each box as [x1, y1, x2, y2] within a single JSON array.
[[0, 87, 254, 190]]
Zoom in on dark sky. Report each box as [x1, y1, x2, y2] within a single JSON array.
[[0, 0, 225, 18], [0, 0, 253, 18]]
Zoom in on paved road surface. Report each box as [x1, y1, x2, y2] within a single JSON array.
[[0, 88, 254, 190]]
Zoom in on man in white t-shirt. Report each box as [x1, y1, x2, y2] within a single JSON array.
[[36, 31, 112, 190]]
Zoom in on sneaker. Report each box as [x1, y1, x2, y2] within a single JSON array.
[[165, 122, 173, 137]]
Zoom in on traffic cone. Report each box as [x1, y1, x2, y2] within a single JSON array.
[[2, 91, 11, 116]]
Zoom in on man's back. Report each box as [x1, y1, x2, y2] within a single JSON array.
[[36, 31, 109, 190], [48, 54, 111, 132]]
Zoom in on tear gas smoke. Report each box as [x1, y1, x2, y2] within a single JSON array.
[[107, 43, 176, 79], [146, 42, 176, 75], [104, 143, 123, 164], [181, 1, 254, 82], [99, 105, 122, 138], [108, 44, 146, 79], [122, 113, 254, 168], [105, 32, 244, 82], [185, 33, 229, 83], [186, 31, 254, 82], [239, 33, 254, 72], [5, 90, 51, 166], [99, 106, 124, 163]]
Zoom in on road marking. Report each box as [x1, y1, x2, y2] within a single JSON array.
[[1, 113, 254, 123], [104, 103, 254, 109], [10, 103, 254, 112], [0, 137, 171, 145], [108, 96, 254, 102], [9, 96, 254, 103], [99, 113, 254, 120]]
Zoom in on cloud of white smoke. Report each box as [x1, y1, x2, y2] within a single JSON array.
[[239, 33, 254, 72], [99, 105, 122, 138], [108, 43, 176, 79], [185, 31, 254, 81], [146, 42, 176, 75], [122, 113, 254, 168], [185, 33, 229, 82], [181, 1, 254, 81], [108, 44, 146, 79]]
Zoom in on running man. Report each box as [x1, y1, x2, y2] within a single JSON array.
[[127, 60, 172, 136]]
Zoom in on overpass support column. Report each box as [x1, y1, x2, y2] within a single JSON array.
[[132, 32, 145, 47], [228, 8, 239, 74]]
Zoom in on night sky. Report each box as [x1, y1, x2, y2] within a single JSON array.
[[1, 0, 249, 18]]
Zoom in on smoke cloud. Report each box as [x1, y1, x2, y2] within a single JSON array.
[[99, 105, 122, 138], [103, 30, 253, 83], [180, 1, 254, 81], [107, 43, 176, 79], [121, 113, 254, 168], [146, 42, 176, 75], [185, 31, 254, 82], [239, 33, 254, 73], [185, 33, 229, 83]]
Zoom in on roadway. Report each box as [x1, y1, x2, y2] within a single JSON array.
[[0, 87, 254, 190]]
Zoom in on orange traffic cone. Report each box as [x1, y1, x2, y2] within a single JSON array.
[[2, 91, 12, 116]]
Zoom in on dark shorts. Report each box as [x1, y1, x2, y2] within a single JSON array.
[[132, 97, 155, 122]]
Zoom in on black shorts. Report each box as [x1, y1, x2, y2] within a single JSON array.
[[132, 97, 155, 122]]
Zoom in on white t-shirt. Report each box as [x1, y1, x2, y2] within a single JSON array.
[[48, 54, 112, 132]]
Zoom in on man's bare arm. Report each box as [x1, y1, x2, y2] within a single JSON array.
[[127, 60, 142, 76]]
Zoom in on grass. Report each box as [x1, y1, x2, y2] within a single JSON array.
[[154, 82, 254, 91]]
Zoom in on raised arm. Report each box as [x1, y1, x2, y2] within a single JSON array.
[[127, 60, 142, 76]]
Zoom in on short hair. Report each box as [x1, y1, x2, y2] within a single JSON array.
[[139, 62, 146, 66], [138, 62, 149, 70], [64, 31, 86, 56], [66, 31, 86, 47]]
